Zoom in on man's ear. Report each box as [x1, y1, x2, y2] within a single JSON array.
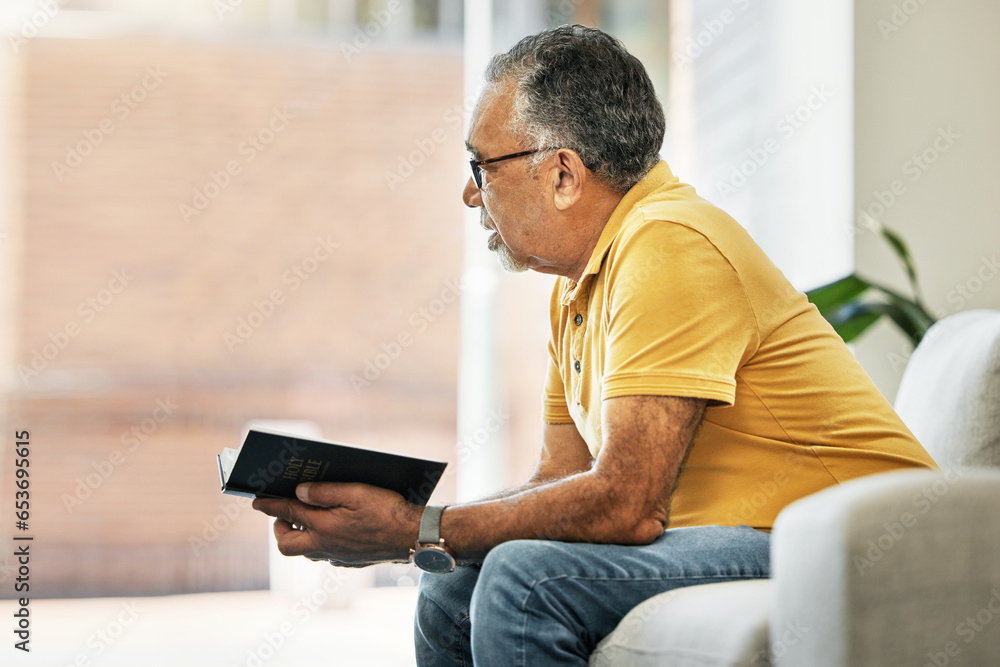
[[551, 149, 586, 211]]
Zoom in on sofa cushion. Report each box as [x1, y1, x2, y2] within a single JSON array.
[[589, 579, 772, 666], [894, 309, 1000, 469]]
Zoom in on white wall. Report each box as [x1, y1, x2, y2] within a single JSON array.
[[668, 0, 854, 292], [854, 0, 1000, 401]]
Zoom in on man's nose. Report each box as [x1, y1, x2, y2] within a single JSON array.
[[463, 177, 483, 208]]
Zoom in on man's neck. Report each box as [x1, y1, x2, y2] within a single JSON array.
[[562, 189, 625, 282]]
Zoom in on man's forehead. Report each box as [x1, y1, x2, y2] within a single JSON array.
[[466, 82, 516, 157]]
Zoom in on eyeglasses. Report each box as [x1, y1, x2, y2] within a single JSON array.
[[469, 148, 554, 189]]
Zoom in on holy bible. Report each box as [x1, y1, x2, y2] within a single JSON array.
[[217, 427, 447, 505]]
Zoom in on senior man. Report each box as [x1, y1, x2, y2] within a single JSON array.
[[253, 25, 937, 666]]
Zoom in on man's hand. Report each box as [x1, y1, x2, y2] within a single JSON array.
[[252, 482, 422, 567]]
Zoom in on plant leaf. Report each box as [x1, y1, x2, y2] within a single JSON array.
[[861, 280, 938, 344], [831, 297, 931, 347], [880, 226, 925, 304], [830, 300, 911, 341], [880, 291, 936, 345], [805, 275, 872, 316], [826, 303, 882, 342], [805, 228, 938, 347]]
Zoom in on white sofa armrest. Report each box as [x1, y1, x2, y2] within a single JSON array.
[[772, 469, 1000, 667]]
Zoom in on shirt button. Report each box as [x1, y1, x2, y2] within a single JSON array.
[[574, 314, 583, 326], [574, 360, 581, 373]]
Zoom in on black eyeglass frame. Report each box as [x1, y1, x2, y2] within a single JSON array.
[[469, 148, 558, 189]]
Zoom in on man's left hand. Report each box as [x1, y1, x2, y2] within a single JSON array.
[[252, 483, 422, 566]]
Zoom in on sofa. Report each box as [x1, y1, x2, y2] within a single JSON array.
[[590, 309, 1000, 666]]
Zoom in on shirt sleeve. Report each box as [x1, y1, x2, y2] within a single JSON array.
[[602, 220, 760, 406], [542, 353, 574, 423]]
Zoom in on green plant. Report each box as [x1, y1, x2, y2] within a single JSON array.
[[805, 221, 937, 346]]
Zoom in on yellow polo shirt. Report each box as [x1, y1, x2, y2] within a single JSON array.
[[543, 161, 937, 530]]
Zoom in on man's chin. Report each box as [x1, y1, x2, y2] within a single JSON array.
[[489, 237, 529, 273]]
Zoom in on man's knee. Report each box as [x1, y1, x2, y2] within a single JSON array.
[[473, 540, 565, 610], [480, 539, 561, 580], [417, 565, 479, 616], [487, 538, 570, 564], [415, 572, 449, 630], [415, 590, 465, 656], [415, 567, 479, 659]]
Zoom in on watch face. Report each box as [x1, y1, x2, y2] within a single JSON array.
[[413, 546, 455, 573]]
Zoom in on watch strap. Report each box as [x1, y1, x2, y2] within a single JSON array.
[[418, 505, 446, 544]]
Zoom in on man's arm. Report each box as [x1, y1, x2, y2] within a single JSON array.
[[441, 395, 705, 560], [471, 421, 595, 503], [252, 394, 706, 565]]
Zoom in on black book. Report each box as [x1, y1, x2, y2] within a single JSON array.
[[217, 427, 447, 506]]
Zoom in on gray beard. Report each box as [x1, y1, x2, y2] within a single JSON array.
[[488, 233, 529, 273]]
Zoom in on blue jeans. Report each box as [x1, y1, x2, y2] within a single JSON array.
[[413, 525, 770, 666]]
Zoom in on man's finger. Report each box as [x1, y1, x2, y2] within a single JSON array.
[[272, 519, 319, 557], [252, 497, 288, 518], [273, 518, 307, 538], [295, 482, 365, 508], [253, 497, 316, 524]]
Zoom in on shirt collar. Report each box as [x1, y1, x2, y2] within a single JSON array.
[[561, 161, 676, 305]]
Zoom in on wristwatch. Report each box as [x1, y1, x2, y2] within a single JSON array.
[[411, 505, 456, 573]]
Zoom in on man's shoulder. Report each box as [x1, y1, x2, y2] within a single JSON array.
[[608, 196, 749, 275], [624, 187, 742, 245], [602, 182, 802, 330], [610, 181, 775, 281]]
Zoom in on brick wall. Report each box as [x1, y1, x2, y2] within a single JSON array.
[[0, 35, 552, 597]]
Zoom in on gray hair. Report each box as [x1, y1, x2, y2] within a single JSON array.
[[484, 25, 665, 193]]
